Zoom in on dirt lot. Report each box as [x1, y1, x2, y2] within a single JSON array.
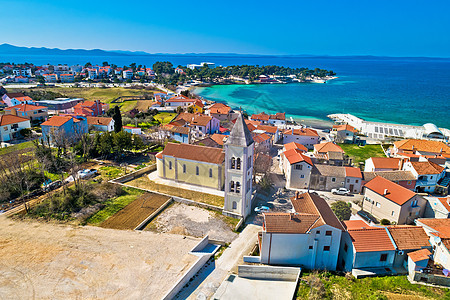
[[0, 215, 200, 299], [100, 193, 170, 230], [144, 203, 238, 243]]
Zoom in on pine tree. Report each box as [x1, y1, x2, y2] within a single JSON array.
[[113, 106, 122, 133]]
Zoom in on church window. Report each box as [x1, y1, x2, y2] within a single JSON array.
[[230, 181, 235, 192], [169, 161, 172, 170], [209, 168, 213, 177], [236, 182, 241, 193], [237, 158, 241, 170], [231, 157, 236, 169], [232, 201, 237, 209], [196, 166, 199, 175], [183, 164, 186, 173]]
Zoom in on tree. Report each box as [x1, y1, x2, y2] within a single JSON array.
[[113, 106, 123, 133], [330, 201, 352, 221], [102, 61, 109, 66]]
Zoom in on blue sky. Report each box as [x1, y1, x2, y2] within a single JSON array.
[[2, 0, 450, 57]]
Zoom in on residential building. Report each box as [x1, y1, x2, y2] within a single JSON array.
[[313, 142, 350, 166], [0, 115, 31, 142], [223, 112, 254, 218], [12, 68, 32, 77], [280, 148, 313, 189], [43, 73, 58, 83], [255, 125, 280, 144], [250, 112, 270, 125], [362, 171, 416, 190], [5, 103, 48, 125], [208, 103, 232, 121], [392, 139, 450, 158], [41, 115, 88, 144], [309, 165, 362, 193], [156, 142, 225, 190], [191, 99, 204, 113], [252, 132, 271, 153], [165, 95, 197, 108], [363, 176, 426, 224], [87, 68, 98, 80], [36, 98, 84, 114], [174, 113, 220, 136], [331, 124, 358, 143], [402, 160, 446, 193], [73, 100, 103, 116], [283, 128, 319, 149], [415, 218, 450, 270], [259, 192, 344, 270], [59, 73, 75, 83], [160, 124, 190, 143], [423, 196, 450, 219], [123, 126, 142, 135], [282, 142, 308, 153], [364, 157, 401, 172], [86, 116, 114, 132], [268, 112, 286, 127], [2, 93, 35, 106], [14, 76, 29, 83], [122, 69, 133, 80]]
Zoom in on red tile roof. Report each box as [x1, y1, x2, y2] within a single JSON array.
[[438, 197, 450, 212], [387, 226, 430, 250], [41, 116, 73, 127], [369, 157, 400, 170], [333, 124, 357, 132], [253, 133, 271, 143], [269, 112, 285, 121], [86, 117, 113, 126], [209, 103, 231, 115], [407, 248, 431, 263], [0, 115, 30, 126], [284, 142, 308, 152], [314, 142, 344, 154], [416, 218, 450, 238], [410, 161, 444, 175], [284, 128, 319, 137], [343, 220, 371, 230], [345, 167, 362, 178], [160, 142, 225, 165], [251, 112, 270, 121], [210, 134, 227, 145], [364, 176, 416, 206], [394, 139, 450, 155], [5, 103, 47, 112], [348, 228, 395, 252], [256, 124, 278, 134], [283, 148, 313, 165]]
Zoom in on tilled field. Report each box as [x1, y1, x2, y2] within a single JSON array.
[[100, 192, 170, 230]]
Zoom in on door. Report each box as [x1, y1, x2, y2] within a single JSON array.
[[349, 184, 354, 193]]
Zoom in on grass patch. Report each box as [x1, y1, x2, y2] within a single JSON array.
[[153, 112, 176, 125], [0, 140, 35, 155], [126, 175, 224, 207], [98, 166, 124, 180], [85, 187, 144, 225], [297, 271, 450, 300], [339, 143, 386, 166]]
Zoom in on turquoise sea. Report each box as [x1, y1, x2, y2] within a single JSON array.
[[194, 58, 450, 129]]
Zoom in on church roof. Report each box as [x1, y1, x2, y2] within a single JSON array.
[[225, 112, 254, 147]]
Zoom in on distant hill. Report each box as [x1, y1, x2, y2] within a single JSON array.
[[0, 43, 125, 56]]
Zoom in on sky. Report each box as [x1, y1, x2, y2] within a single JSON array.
[[2, 0, 450, 57]]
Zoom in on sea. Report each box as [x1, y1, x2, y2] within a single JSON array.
[[3, 53, 450, 128]]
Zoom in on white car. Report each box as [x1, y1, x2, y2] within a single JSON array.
[[331, 187, 350, 195], [77, 169, 98, 179]]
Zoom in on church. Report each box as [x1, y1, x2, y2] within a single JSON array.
[[156, 112, 254, 218]]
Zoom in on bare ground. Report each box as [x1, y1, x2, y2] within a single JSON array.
[[144, 203, 238, 243], [0, 215, 200, 300]]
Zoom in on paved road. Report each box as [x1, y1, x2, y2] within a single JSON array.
[[178, 224, 261, 300]]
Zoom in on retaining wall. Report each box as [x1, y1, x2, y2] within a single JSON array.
[[112, 164, 156, 183], [134, 197, 173, 230], [238, 265, 301, 281]]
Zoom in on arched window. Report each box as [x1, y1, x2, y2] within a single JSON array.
[[232, 201, 237, 209], [230, 181, 235, 192], [236, 158, 241, 170], [169, 161, 172, 170], [209, 168, 213, 178], [196, 166, 199, 175], [236, 182, 241, 193], [183, 164, 186, 173], [231, 157, 236, 169]]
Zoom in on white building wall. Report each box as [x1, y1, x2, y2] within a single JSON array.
[[283, 134, 319, 149]]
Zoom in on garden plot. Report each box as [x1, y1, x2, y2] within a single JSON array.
[[100, 192, 170, 230]]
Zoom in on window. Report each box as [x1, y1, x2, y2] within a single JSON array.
[[300, 175, 304, 178], [331, 178, 336, 182], [309, 245, 313, 250], [295, 165, 303, 170], [196, 166, 199, 175], [236, 158, 241, 170], [231, 157, 236, 169], [430, 176, 433, 180], [411, 200, 418, 207], [380, 254, 388, 262], [376, 202, 381, 208], [355, 180, 359, 183], [183, 164, 186, 173], [236, 182, 241, 193], [323, 246, 330, 251], [316, 230, 320, 235], [232, 201, 237, 209], [230, 181, 235, 192], [169, 161, 172, 170], [325, 231, 332, 236], [344, 243, 348, 252], [391, 211, 395, 216], [347, 179, 350, 183], [209, 168, 213, 177]]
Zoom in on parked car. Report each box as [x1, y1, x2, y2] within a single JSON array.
[[77, 169, 98, 179], [43, 180, 62, 192], [254, 205, 270, 213], [331, 187, 351, 195], [357, 210, 379, 224]]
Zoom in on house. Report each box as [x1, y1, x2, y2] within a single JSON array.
[[59, 73, 75, 83], [86, 68, 98, 80], [190, 99, 204, 113], [283, 142, 308, 153], [174, 113, 220, 136], [268, 112, 286, 127], [160, 124, 190, 143], [2, 93, 35, 106], [283, 128, 319, 149], [73, 100, 103, 116], [36, 98, 84, 114], [250, 112, 270, 125], [280, 148, 314, 189], [156, 143, 225, 190], [255, 125, 280, 144], [14, 76, 29, 83], [193, 133, 227, 148], [259, 192, 345, 270], [13, 68, 32, 77], [86, 117, 114, 132], [252, 132, 271, 153], [165, 95, 197, 108], [362, 171, 416, 190], [122, 70, 133, 80], [309, 165, 362, 193], [415, 218, 450, 271], [313, 142, 350, 166], [423, 196, 450, 219], [43, 73, 58, 83], [332, 124, 358, 143], [123, 126, 142, 135], [392, 139, 450, 158], [364, 157, 401, 172], [41, 115, 88, 144], [402, 160, 446, 193], [0, 115, 31, 142], [363, 176, 426, 224], [209, 103, 232, 121], [4, 103, 48, 125]]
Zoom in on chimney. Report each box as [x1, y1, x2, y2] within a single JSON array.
[[295, 191, 299, 198], [384, 189, 389, 195], [398, 158, 405, 170]]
